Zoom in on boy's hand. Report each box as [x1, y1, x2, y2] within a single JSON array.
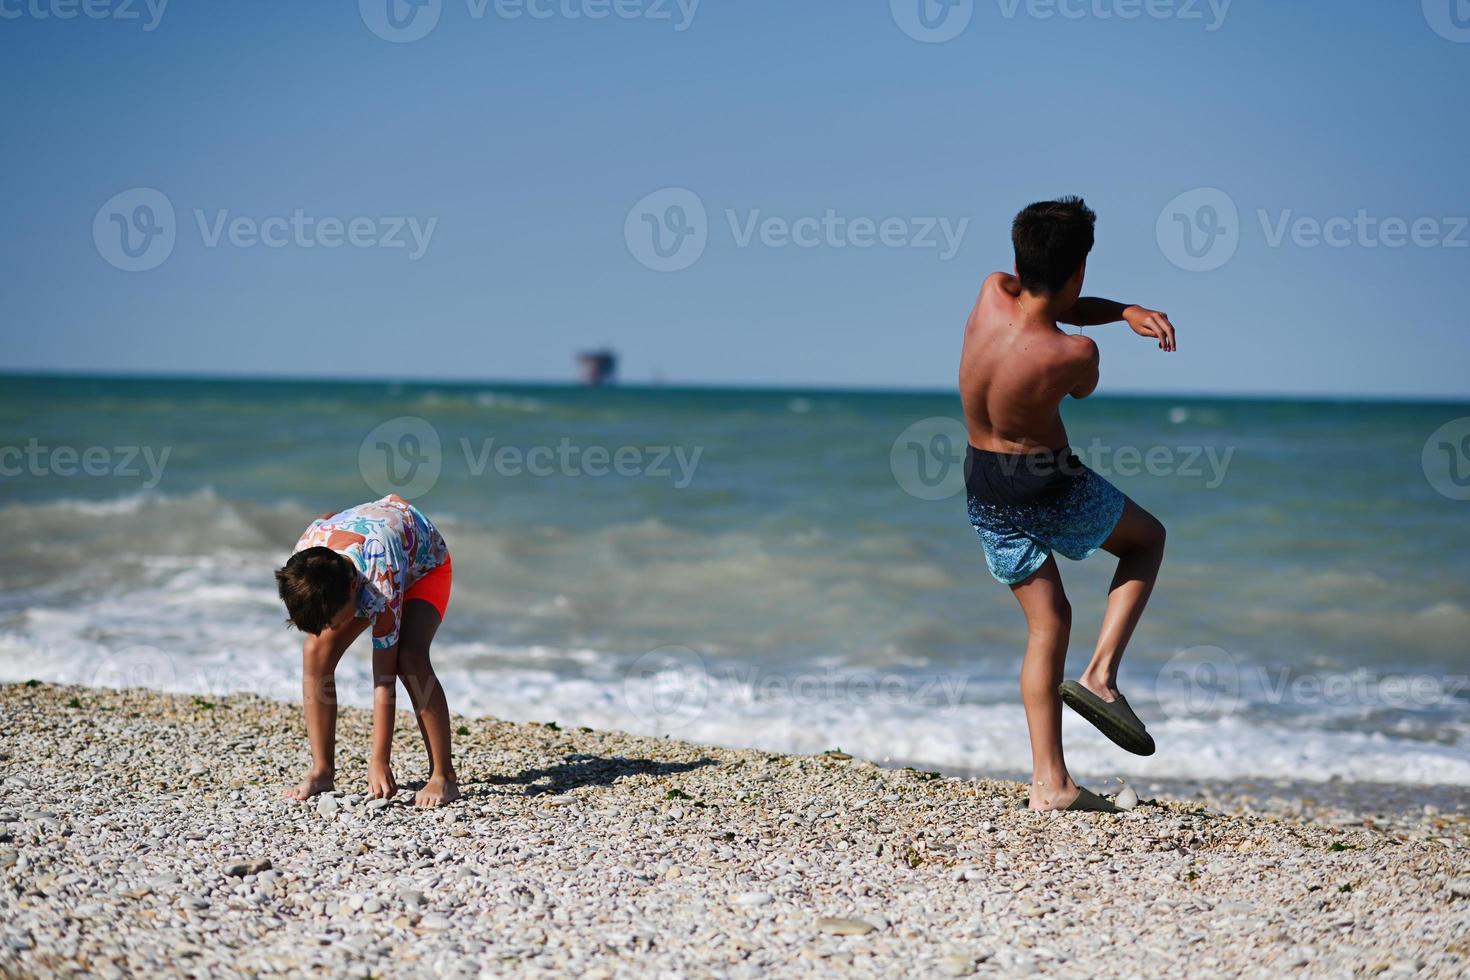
[[367, 760, 397, 800], [1123, 305, 1177, 352]]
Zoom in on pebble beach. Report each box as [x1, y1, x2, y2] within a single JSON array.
[[2, 682, 1466, 978]]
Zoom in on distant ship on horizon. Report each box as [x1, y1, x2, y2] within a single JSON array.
[[576, 349, 618, 386]]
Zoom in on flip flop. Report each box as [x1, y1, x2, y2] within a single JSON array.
[[1066, 785, 1121, 813], [1017, 784, 1121, 813], [1058, 679, 1156, 756]]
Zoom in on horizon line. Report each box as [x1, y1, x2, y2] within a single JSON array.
[[1, 367, 1466, 407]]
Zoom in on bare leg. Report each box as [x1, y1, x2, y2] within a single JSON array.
[[285, 616, 369, 800], [396, 599, 461, 807], [1010, 557, 1078, 811], [1080, 498, 1166, 701]]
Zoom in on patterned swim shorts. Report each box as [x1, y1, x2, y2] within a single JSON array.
[[965, 445, 1126, 586]]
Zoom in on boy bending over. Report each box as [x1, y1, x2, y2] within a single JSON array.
[[275, 494, 460, 807]]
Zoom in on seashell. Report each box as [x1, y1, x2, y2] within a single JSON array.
[[1115, 780, 1139, 811]]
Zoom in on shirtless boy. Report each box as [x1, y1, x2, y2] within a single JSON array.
[[960, 197, 1177, 812], [275, 494, 460, 807]]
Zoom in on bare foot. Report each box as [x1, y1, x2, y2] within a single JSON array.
[[415, 775, 461, 808], [1078, 673, 1121, 702], [284, 771, 334, 801], [1028, 778, 1080, 812]]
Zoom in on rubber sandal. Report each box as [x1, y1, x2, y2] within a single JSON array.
[[1065, 785, 1121, 813], [1059, 679, 1156, 756], [1017, 784, 1122, 812]]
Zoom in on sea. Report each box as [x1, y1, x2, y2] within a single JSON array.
[[3, 374, 1468, 790]]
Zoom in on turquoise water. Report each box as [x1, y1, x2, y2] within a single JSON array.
[[2, 374, 1467, 785]]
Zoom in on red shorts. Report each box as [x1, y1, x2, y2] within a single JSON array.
[[404, 554, 452, 619]]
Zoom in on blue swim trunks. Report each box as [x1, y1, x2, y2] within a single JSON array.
[[965, 444, 1126, 586]]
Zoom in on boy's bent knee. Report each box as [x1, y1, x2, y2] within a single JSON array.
[[1115, 508, 1165, 557], [1146, 516, 1166, 555], [396, 644, 433, 673]]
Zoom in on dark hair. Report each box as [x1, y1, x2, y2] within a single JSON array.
[[275, 547, 353, 635], [1011, 196, 1096, 296]]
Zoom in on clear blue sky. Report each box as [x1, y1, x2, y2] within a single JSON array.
[[3, 1, 1467, 398]]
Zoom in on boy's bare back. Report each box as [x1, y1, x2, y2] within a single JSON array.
[[959, 272, 1098, 455]]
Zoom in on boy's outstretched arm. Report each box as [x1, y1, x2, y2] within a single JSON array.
[[1059, 298, 1178, 351], [368, 643, 399, 799]]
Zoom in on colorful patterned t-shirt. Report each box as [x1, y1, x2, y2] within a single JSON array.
[[292, 495, 448, 650]]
